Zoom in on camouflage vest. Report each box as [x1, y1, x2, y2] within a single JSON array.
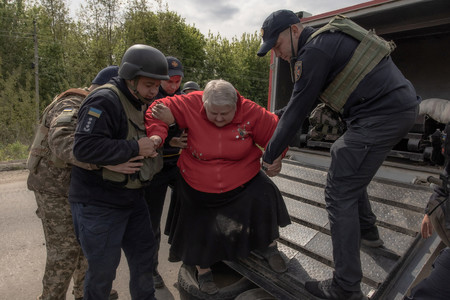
[[97, 84, 163, 189], [26, 88, 89, 173]]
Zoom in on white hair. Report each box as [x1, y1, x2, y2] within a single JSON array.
[[202, 79, 237, 108]]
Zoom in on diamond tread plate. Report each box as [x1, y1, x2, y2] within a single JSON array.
[[226, 158, 436, 299], [274, 176, 427, 234]]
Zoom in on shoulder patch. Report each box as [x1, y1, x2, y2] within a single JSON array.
[[295, 61, 303, 82], [55, 108, 76, 125], [88, 107, 102, 118], [81, 107, 102, 133]]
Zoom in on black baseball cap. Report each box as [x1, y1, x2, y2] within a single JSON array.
[[92, 65, 119, 85], [257, 10, 300, 57], [166, 56, 184, 77]]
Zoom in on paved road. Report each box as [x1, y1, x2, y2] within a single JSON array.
[[0, 169, 182, 300]]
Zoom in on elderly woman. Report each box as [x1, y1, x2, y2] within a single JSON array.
[[145, 79, 291, 294]]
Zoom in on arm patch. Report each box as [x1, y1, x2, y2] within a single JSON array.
[[80, 107, 102, 134], [55, 108, 76, 125]]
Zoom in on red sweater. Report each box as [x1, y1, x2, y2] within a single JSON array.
[[145, 91, 282, 193]]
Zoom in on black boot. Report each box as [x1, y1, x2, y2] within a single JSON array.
[[305, 278, 367, 300], [361, 226, 384, 247]]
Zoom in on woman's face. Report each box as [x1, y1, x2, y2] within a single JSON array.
[[205, 103, 236, 127]]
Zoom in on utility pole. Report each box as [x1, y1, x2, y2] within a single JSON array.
[[33, 19, 39, 124]]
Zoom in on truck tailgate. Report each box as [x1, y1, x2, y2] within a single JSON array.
[[225, 151, 440, 299]]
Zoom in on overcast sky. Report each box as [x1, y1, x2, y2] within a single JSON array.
[[69, 0, 369, 40]]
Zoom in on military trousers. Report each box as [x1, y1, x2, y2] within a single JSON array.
[[35, 192, 87, 300], [325, 105, 418, 291], [71, 195, 156, 300]]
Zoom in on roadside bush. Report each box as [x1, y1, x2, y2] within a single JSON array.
[[0, 141, 29, 161]]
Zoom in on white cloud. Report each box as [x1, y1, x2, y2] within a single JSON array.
[[69, 0, 369, 39]]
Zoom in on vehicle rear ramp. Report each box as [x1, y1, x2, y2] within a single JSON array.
[[225, 150, 441, 299]]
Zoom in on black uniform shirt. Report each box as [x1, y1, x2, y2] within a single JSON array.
[[263, 26, 421, 164], [155, 86, 184, 166], [69, 77, 144, 208]]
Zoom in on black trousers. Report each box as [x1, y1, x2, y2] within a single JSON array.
[[144, 163, 179, 271], [326, 106, 418, 291], [407, 247, 450, 300]]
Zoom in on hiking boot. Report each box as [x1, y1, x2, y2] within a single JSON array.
[[197, 270, 219, 295], [255, 244, 288, 273], [361, 226, 384, 248], [305, 278, 367, 300], [153, 270, 165, 289]]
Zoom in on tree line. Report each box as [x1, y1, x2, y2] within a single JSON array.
[[0, 0, 271, 150]]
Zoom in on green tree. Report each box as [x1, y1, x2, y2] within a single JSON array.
[[0, 0, 35, 84], [77, 0, 123, 74], [0, 65, 35, 144], [204, 32, 270, 106], [122, 3, 207, 86]]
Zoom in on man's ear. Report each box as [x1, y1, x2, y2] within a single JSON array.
[[290, 24, 302, 38]]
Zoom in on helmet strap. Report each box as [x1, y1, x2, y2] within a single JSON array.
[[289, 26, 297, 83], [126, 77, 147, 103]]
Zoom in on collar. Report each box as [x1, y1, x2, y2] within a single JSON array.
[[297, 26, 316, 54]]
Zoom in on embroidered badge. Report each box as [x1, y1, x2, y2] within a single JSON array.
[[88, 107, 102, 118], [294, 61, 303, 82], [56, 108, 75, 124], [82, 107, 102, 133], [171, 60, 179, 68]]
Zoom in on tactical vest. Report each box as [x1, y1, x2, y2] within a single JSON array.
[[26, 88, 89, 173], [307, 15, 396, 141], [97, 84, 163, 189], [307, 14, 396, 114]]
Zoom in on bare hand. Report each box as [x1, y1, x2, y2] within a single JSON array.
[[169, 131, 188, 148], [138, 136, 161, 158], [104, 156, 144, 174], [152, 103, 175, 125], [261, 155, 282, 177], [421, 214, 433, 238]]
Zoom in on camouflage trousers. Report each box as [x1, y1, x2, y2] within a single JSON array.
[[34, 192, 88, 300]]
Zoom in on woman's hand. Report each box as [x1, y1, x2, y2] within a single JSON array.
[[138, 136, 162, 158], [261, 155, 283, 177]]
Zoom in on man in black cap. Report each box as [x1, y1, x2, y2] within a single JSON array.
[[257, 9, 421, 300], [144, 55, 187, 288]]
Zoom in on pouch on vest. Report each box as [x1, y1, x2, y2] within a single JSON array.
[[308, 103, 346, 141], [26, 123, 49, 173]]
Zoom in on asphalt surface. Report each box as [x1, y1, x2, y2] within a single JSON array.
[[0, 165, 182, 300]]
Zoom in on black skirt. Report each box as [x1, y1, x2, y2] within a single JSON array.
[[164, 170, 291, 268]]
